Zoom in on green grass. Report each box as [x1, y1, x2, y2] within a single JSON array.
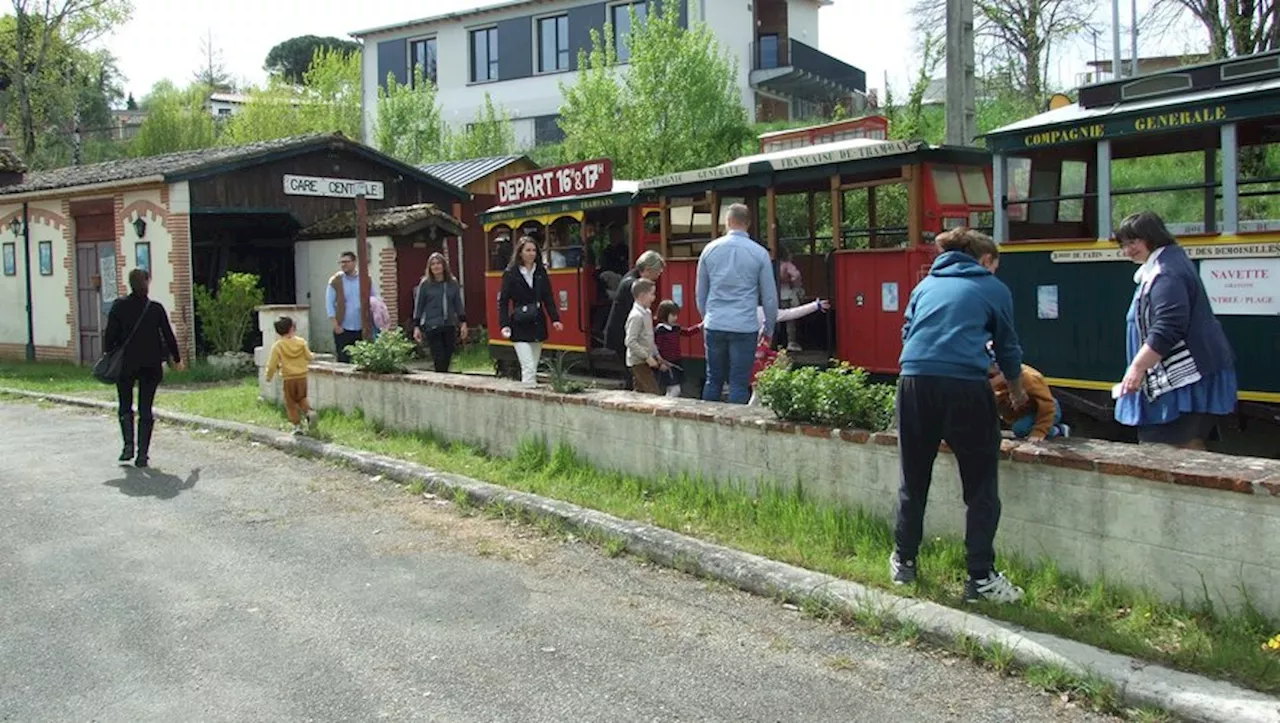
[[452, 343, 494, 374], [3, 362, 1278, 695], [0, 360, 250, 394]]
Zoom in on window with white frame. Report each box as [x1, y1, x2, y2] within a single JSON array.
[[611, 1, 649, 63], [470, 27, 499, 82], [410, 37, 438, 86], [538, 15, 570, 73]]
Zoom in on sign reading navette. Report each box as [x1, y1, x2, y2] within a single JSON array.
[[497, 159, 613, 206], [1200, 258, 1280, 315], [283, 175, 385, 200]]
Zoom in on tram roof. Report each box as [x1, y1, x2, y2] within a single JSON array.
[[983, 74, 1280, 154], [478, 180, 641, 224], [637, 137, 989, 196]]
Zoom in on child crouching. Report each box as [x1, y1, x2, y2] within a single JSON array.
[[265, 316, 317, 434], [988, 357, 1069, 441]]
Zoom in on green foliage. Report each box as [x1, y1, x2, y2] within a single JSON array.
[[347, 327, 416, 374], [192, 272, 264, 355], [221, 47, 360, 145], [448, 93, 517, 161], [131, 81, 217, 157], [559, 2, 752, 178], [375, 67, 447, 164], [541, 352, 587, 394], [755, 358, 896, 432], [265, 35, 361, 84]]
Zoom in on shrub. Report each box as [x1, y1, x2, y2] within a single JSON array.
[[542, 351, 586, 394], [347, 327, 416, 374], [755, 356, 896, 432], [193, 272, 265, 354]]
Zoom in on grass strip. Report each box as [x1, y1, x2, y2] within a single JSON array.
[[4, 365, 1278, 695]]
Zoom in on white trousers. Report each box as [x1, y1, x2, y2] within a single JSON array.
[[514, 341, 542, 385], [665, 385, 682, 397]]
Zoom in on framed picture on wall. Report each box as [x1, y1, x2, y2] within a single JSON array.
[[38, 241, 53, 276], [2, 243, 14, 276], [135, 242, 151, 272]]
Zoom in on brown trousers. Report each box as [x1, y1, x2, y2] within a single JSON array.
[[282, 377, 311, 424], [630, 363, 661, 395]]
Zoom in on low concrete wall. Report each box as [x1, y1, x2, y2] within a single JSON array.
[[259, 361, 1280, 620]]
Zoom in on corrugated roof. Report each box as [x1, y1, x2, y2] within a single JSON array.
[[419, 155, 531, 189], [0, 132, 469, 200]]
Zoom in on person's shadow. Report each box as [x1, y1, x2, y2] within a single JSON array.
[[104, 466, 201, 500]]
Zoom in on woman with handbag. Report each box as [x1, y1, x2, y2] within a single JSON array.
[[102, 268, 183, 467], [413, 252, 468, 372], [498, 236, 563, 385]]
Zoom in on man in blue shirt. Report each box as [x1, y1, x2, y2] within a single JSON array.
[[696, 203, 778, 404], [326, 251, 371, 363]]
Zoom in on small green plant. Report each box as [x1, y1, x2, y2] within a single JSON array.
[[755, 359, 896, 432], [407, 479, 427, 496], [193, 272, 264, 354], [541, 351, 587, 394], [347, 327, 416, 374]]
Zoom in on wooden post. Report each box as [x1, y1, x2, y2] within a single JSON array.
[[830, 175, 843, 250], [867, 186, 878, 248], [659, 196, 670, 259], [766, 186, 778, 256], [709, 190, 721, 240], [906, 165, 922, 246], [627, 203, 641, 261], [356, 193, 372, 339], [806, 191, 816, 257]]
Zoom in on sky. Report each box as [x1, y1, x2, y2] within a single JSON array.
[[99, 0, 1203, 103]]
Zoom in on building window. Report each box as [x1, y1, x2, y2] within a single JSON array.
[[410, 37, 438, 86], [538, 15, 570, 73], [612, 1, 649, 63], [534, 114, 565, 145], [470, 27, 499, 82], [758, 34, 779, 69]]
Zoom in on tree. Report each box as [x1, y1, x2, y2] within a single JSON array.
[[6, 0, 131, 161], [375, 66, 447, 164], [221, 47, 360, 145], [1153, 0, 1278, 58], [559, 2, 753, 178], [125, 91, 136, 109], [265, 34, 361, 84], [130, 80, 217, 157], [192, 29, 233, 91], [446, 93, 516, 161], [193, 272, 264, 355], [911, 0, 1097, 105]]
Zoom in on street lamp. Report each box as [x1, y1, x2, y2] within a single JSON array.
[[132, 216, 147, 238], [8, 216, 22, 237]]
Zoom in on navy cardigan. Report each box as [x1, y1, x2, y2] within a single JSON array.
[[1140, 244, 1235, 376]]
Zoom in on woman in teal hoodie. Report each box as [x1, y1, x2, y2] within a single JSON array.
[[891, 228, 1028, 605]]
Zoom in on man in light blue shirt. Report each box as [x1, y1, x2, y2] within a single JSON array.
[[696, 203, 778, 404], [326, 251, 372, 363]]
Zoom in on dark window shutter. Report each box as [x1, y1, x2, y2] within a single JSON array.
[[566, 3, 607, 71], [377, 38, 409, 90]]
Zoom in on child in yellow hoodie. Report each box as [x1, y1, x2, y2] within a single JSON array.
[[265, 316, 316, 434], [988, 357, 1069, 441]]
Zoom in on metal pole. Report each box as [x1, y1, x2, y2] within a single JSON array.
[[1130, 0, 1139, 76], [356, 193, 372, 339], [21, 202, 35, 360], [1111, 0, 1123, 79]]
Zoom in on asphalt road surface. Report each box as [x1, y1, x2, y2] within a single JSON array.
[[0, 402, 1116, 723]]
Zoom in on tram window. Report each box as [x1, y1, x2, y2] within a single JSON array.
[[931, 167, 966, 206], [1027, 169, 1059, 224], [1058, 161, 1087, 223], [959, 167, 992, 206], [1237, 141, 1280, 228], [1006, 158, 1032, 221]]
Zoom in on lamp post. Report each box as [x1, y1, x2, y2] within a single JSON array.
[[13, 204, 35, 361]]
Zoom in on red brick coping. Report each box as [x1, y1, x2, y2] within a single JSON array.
[[309, 363, 1280, 497]]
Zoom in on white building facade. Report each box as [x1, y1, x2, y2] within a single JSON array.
[[352, 0, 867, 150]]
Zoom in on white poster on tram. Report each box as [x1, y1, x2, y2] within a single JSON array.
[[1200, 258, 1280, 315]]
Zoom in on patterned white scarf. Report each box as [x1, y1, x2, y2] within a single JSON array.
[[1133, 247, 1201, 401]]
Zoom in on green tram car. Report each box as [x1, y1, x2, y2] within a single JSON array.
[[983, 50, 1280, 453]]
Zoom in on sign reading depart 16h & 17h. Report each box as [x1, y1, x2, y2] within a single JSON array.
[[496, 159, 614, 206]]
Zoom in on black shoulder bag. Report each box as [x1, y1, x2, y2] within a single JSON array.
[[93, 300, 152, 384]]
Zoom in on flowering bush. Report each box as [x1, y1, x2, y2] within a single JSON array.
[[347, 327, 416, 374]]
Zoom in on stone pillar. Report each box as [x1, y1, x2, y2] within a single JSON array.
[[254, 304, 310, 402]]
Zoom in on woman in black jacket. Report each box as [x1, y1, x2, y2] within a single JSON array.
[[412, 252, 468, 373], [103, 268, 182, 467], [498, 236, 562, 385]]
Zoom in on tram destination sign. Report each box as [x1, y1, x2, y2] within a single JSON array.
[[283, 174, 385, 200], [1050, 242, 1280, 263], [497, 159, 613, 206]]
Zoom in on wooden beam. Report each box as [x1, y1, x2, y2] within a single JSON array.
[[766, 186, 778, 256], [659, 196, 670, 259], [627, 203, 641, 262], [906, 164, 922, 246], [830, 175, 843, 250], [806, 191, 816, 258], [709, 190, 721, 241], [838, 173, 907, 192]]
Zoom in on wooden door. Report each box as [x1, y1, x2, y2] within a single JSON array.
[[76, 242, 116, 363]]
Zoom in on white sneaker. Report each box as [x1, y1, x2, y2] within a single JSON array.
[[786, 342, 803, 352], [963, 572, 1024, 604], [292, 424, 304, 436]]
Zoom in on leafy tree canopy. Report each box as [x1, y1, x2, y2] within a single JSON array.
[[266, 35, 361, 84]]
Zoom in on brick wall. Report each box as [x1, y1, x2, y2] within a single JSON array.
[[0, 343, 74, 361], [60, 199, 76, 362], [164, 185, 195, 364], [379, 246, 399, 329]]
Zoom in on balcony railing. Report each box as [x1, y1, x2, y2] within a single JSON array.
[[749, 38, 866, 95]]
